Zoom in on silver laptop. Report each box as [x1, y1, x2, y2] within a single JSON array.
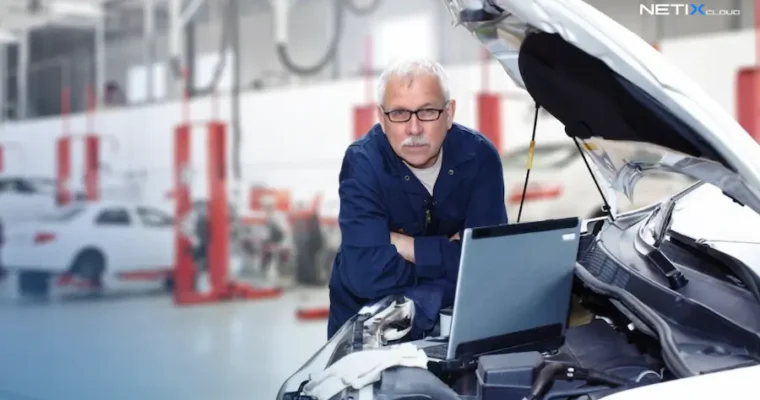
[[423, 217, 581, 361]]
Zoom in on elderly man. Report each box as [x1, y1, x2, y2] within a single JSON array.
[[327, 58, 508, 339]]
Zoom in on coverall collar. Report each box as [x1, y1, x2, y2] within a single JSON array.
[[376, 123, 477, 202]]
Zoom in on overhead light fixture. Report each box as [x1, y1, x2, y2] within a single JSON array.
[[49, 0, 104, 19], [0, 29, 18, 44]]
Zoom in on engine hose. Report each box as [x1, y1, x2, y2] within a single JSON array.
[[524, 362, 631, 400], [276, 0, 345, 76], [343, 0, 383, 16]]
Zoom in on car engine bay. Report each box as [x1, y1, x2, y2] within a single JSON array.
[[373, 315, 665, 400], [362, 272, 671, 400], [280, 208, 760, 400]]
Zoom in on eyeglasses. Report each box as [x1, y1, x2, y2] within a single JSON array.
[[381, 102, 449, 123]]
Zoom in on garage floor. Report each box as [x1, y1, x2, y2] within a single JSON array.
[[0, 286, 329, 400]]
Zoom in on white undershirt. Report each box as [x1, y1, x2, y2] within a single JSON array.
[[404, 149, 443, 196]]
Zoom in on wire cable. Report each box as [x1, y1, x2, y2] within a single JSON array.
[[516, 103, 540, 223], [343, 0, 383, 15], [276, 0, 345, 76], [169, 0, 231, 97], [193, 0, 234, 96]]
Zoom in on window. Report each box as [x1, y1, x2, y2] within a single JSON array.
[[136, 207, 173, 227], [41, 205, 86, 222], [127, 62, 167, 104], [501, 144, 579, 170], [95, 208, 132, 226], [626, 149, 664, 164], [13, 179, 37, 194], [375, 14, 436, 69]]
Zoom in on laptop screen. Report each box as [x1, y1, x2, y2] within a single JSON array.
[[447, 217, 581, 359]]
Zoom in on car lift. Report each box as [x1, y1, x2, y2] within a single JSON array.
[[56, 86, 118, 205], [55, 134, 119, 205], [172, 120, 283, 305], [291, 196, 334, 321]]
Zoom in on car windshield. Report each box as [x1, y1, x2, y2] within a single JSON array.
[[641, 183, 760, 282], [574, 136, 760, 213], [576, 138, 697, 205]]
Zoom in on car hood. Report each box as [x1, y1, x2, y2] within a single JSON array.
[[442, 0, 760, 216]]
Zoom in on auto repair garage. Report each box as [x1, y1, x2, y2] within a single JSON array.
[[1, 0, 760, 399]]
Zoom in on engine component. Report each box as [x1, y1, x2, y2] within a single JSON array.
[[476, 351, 544, 399], [473, 319, 663, 400], [375, 367, 460, 400], [476, 352, 637, 400]]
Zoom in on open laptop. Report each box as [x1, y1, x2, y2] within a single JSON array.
[[420, 217, 581, 364]]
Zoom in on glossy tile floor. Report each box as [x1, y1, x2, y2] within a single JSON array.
[[0, 285, 330, 400]]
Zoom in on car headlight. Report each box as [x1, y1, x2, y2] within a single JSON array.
[[276, 295, 415, 400]]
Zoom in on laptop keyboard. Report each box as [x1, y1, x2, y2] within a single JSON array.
[[423, 343, 449, 360]]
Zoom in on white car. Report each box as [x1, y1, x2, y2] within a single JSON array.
[[0, 175, 60, 224], [278, 0, 760, 399], [1, 201, 175, 292], [502, 142, 694, 221]]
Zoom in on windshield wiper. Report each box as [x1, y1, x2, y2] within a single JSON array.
[[668, 230, 760, 304], [643, 182, 705, 290], [645, 198, 689, 290]]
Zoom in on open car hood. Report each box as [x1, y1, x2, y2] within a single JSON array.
[[443, 0, 760, 216]]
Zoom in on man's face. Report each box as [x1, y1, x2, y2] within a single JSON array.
[[378, 73, 456, 169]]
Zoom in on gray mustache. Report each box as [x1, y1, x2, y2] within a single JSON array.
[[402, 137, 430, 146]]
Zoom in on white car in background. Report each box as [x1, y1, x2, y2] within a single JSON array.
[[502, 142, 694, 221], [1, 201, 175, 293], [0, 175, 60, 224]]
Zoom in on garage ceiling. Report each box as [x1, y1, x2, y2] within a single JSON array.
[[0, 0, 108, 41]]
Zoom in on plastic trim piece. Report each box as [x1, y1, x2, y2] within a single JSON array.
[[574, 262, 696, 378]]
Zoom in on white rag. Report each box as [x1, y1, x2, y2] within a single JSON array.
[[302, 343, 429, 400]]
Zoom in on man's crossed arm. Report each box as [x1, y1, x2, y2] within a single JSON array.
[[389, 231, 460, 265], [334, 146, 507, 304]]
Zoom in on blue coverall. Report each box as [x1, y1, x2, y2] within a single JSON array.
[[327, 123, 508, 339]]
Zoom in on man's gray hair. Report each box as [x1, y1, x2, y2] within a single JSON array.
[[376, 58, 452, 106]]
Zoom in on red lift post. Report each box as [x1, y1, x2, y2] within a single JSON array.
[[172, 121, 283, 305], [735, 3, 760, 143], [55, 134, 119, 205], [56, 86, 118, 205], [477, 48, 503, 151], [172, 72, 281, 305]]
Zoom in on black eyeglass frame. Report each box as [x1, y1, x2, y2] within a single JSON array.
[[380, 101, 450, 123]]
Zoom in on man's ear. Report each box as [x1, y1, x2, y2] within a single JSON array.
[[446, 99, 457, 128], [376, 106, 387, 132]]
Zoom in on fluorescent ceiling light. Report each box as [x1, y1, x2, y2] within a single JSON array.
[[0, 30, 18, 44], [49, 0, 103, 19]]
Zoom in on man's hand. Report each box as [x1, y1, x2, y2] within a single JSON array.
[[390, 232, 415, 263], [449, 232, 460, 242]]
